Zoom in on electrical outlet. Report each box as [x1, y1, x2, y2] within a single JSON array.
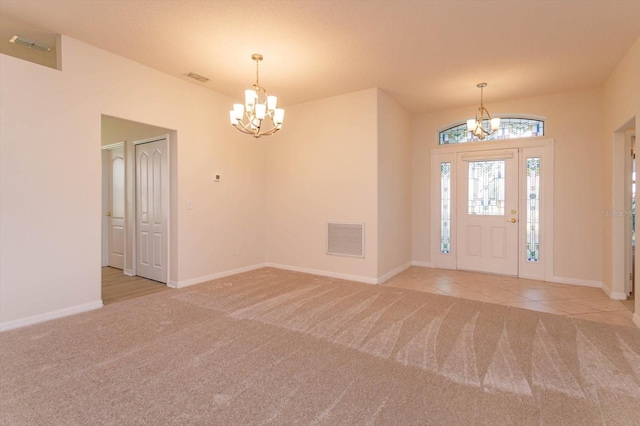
[[186, 201, 193, 210]]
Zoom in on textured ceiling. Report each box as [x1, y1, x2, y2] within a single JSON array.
[[1, 0, 639, 114]]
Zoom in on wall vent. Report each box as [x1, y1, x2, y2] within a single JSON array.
[[327, 222, 365, 258]]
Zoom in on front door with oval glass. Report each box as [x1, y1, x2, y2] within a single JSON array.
[[456, 149, 519, 275]]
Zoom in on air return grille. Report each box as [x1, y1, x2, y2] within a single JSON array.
[[184, 72, 209, 83], [327, 222, 365, 258]]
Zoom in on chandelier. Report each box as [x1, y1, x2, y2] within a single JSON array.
[[466, 83, 500, 140], [229, 54, 285, 138]]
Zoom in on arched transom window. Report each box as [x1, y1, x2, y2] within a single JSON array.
[[439, 117, 545, 145]]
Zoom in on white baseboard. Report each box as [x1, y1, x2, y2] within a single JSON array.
[[551, 276, 603, 289], [175, 263, 269, 288], [411, 261, 432, 268], [633, 313, 640, 328], [377, 262, 412, 284], [0, 300, 103, 333], [599, 284, 628, 300], [265, 263, 378, 285]]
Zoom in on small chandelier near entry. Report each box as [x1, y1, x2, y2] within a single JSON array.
[[466, 83, 500, 140], [229, 54, 285, 138]]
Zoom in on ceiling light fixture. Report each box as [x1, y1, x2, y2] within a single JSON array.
[[9, 35, 51, 52], [229, 54, 284, 138], [466, 83, 500, 140]]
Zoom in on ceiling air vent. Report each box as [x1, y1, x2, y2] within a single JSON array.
[[184, 72, 209, 83], [327, 222, 365, 258]]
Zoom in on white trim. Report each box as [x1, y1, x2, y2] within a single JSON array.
[[174, 263, 269, 288], [599, 283, 628, 300], [551, 276, 603, 289], [460, 150, 514, 161], [266, 263, 378, 285], [633, 313, 640, 328], [377, 262, 412, 284], [101, 141, 125, 151], [411, 260, 432, 268], [0, 301, 103, 332]]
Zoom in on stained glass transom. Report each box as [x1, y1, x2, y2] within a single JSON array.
[[439, 118, 544, 145], [526, 158, 541, 262], [440, 162, 451, 254], [468, 160, 505, 215]]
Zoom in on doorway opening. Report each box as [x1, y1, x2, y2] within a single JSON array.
[[626, 131, 636, 304], [100, 115, 175, 304]]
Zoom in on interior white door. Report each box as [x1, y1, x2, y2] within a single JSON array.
[[135, 138, 168, 283], [456, 149, 519, 275], [108, 147, 125, 269]]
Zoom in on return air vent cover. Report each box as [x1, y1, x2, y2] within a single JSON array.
[[327, 222, 365, 258], [184, 72, 209, 83]]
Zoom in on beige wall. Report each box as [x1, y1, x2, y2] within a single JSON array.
[[412, 88, 605, 285], [377, 90, 412, 279], [0, 35, 266, 328], [2, 31, 638, 330], [265, 89, 379, 282], [602, 36, 640, 318]]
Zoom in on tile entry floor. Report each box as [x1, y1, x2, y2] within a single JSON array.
[[384, 266, 636, 327]]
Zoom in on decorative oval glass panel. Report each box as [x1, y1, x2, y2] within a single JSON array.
[[439, 117, 544, 145]]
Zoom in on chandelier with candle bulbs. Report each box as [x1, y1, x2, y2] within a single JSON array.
[[229, 54, 285, 138], [466, 83, 500, 140]]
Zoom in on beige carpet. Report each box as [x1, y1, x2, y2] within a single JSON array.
[[1, 267, 640, 425]]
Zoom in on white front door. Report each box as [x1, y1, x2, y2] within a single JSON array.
[[456, 149, 519, 275], [135, 138, 168, 283], [108, 147, 125, 269]]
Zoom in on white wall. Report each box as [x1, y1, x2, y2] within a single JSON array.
[[0, 35, 266, 329], [265, 89, 379, 282], [377, 90, 412, 280], [412, 88, 606, 285]]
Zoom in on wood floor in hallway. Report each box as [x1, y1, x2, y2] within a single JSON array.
[[102, 267, 169, 305]]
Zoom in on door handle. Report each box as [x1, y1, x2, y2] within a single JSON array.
[[507, 218, 516, 223], [106, 212, 112, 217]]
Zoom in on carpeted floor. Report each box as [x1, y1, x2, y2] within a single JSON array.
[[1, 267, 640, 425]]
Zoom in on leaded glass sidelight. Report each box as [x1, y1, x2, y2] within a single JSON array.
[[440, 162, 451, 254], [526, 158, 541, 262], [468, 160, 505, 215]]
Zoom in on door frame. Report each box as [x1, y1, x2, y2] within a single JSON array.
[[611, 122, 636, 300], [101, 141, 126, 268], [132, 135, 171, 284], [430, 138, 554, 281]]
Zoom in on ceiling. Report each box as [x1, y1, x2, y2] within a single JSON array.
[[1, 0, 639, 114]]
